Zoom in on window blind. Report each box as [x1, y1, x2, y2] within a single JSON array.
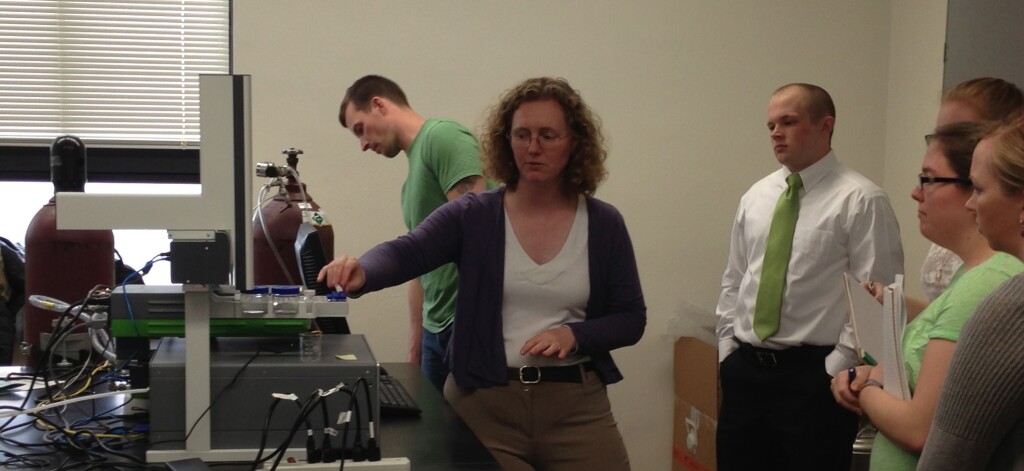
[[0, 0, 229, 148]]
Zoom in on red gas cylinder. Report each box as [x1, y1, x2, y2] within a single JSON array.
[[253, 148, 334, 287], [23, 136, 114, 366]]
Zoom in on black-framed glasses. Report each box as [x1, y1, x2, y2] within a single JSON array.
[[918, 174, 972, 191]]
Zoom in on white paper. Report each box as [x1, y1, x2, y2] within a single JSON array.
[[843, 273, 883, 364], [882, 275, 911, 400]]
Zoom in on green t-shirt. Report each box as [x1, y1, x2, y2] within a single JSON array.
[[401, 119, 485, 333], [870, 251, 1024, 470]]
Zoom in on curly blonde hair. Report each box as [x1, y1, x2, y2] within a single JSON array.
[[480, 77, 607, 196]]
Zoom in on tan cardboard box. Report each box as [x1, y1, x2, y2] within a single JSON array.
[[672, 337, 719, 471]]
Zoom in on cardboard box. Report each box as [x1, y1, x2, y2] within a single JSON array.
[[672, 336, 719, 471]]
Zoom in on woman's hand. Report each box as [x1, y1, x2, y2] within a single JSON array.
[[831, 365, 873, 414], [861, 280, 885, 304], [520, 325, 577, 360], [316, 255, 366, 293]]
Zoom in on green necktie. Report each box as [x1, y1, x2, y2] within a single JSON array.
[[753, 173, 802, 340]]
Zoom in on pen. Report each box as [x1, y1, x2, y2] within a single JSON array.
[[848, 367, 857, 382], [862, 352, 878, 366]]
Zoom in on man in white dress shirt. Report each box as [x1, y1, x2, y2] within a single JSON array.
[[715, 83, 904, 470]]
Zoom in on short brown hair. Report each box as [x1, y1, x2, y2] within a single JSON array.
[[480, 77, 607, 196], [338, 75, 410, 128], [944, 77, 1024, 123], [774, 83, 836, 123], [926, 121, 996, 185]]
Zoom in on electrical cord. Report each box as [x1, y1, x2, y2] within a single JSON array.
[[250, 397, 319, 469], [353, 377, 380, 462], [34, 284, 111, 406], [335, 390, 359, 471], [268, 391, 327, 470], [120, 253, 170, 337], [147, 347, 267, 448], [0, 332, 152, 470], [318, 394, 333, 463], [346, 381, 365, 463]]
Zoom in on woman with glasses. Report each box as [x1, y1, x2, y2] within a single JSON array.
[[918, 118, 1024, 470], [830, 121, 1023, 470], [920, 78, 1023, 302], [319, 76, 644, 470]]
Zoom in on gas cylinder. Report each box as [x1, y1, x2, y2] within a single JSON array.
[[253, 148, 335, 287], [24, 135, 114, 366]]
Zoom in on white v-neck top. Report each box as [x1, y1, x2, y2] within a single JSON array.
[[502, 196, 590, 367]]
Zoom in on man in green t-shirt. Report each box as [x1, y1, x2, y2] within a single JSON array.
[[338, 75, 487, 390]]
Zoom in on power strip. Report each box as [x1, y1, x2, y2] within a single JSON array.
[[263, 457, 410, 470]]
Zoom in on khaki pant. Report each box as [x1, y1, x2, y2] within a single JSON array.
[[444, 370, 630, 471]]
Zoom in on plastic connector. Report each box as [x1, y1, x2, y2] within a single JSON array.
[[306, 435, 320, 464], [320, 436, 335, 463], [350, 440, 366, 462], [366, 437, 381, 462]]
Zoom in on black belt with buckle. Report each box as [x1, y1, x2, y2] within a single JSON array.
[[508, 362, 595, 384], [736, 342, 833, 368]]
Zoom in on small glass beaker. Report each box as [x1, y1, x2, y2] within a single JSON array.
[[299, 331, 322, 362]]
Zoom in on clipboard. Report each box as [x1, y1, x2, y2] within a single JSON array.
[[881, 277, 911, 400], [843, 273, 883, 366], [843, 273, 911, 400]]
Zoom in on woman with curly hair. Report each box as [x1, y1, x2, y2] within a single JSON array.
[[320, 77, 645, 470]]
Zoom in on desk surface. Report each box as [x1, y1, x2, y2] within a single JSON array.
[[0, 362, 499, 470]]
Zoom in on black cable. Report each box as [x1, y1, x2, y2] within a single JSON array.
[[119, 253, 169, 337], [350, 383, 365, 462], [72, 429, 147, 465], [0, 449, 49, 467], [317, 393, 333, 463], [353, 377, 380, 461], [268, 391, 326, 469], [37, 285, 108, 407], [148, 347, 266, 447], [256, 392, 323, 468], [251, 397, 283, 470], [335, 389, 359, 471]]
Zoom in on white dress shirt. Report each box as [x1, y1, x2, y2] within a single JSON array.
[[716, 151, 904, 375]]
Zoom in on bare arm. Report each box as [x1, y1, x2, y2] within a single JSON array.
[[446, 175, 486, 201], [904, 297, 927, 322], [859, 338, 956, 451]]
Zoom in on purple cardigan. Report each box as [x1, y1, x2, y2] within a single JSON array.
[[356, 188, 646, 388]]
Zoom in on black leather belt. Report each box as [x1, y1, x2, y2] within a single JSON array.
[[508, 362, 595, 384], [736, 342, 833, 368]]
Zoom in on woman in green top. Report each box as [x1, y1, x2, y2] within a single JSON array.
[[830, 121, 1024, 470]]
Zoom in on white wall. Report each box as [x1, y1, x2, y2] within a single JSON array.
[[233, 1, 946, 469], [884, 1, 951, 303]]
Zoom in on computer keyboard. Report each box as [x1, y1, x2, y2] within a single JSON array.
[[378, 375, 422, 416]]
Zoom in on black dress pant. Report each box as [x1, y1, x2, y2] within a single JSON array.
[[716, 342, 858, 471]]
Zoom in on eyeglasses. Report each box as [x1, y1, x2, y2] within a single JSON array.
[[918, 174, 972, 191], [508, 130, 569, 148]]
